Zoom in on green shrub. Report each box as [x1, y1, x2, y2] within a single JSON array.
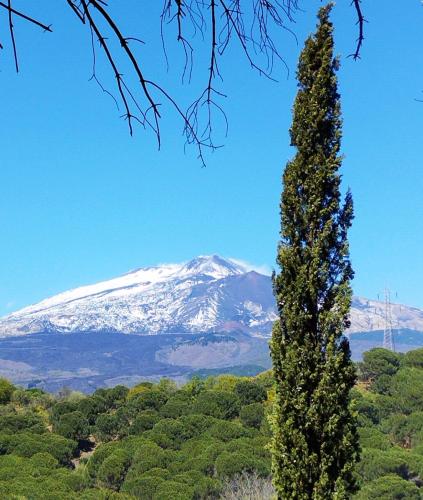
[[192, 390, 240, 419], [129, 410, 159, 434], [126, 442, 166, 476], [153, 480, 194, 500], [358, 349, 401, 381], [87, 441, 121, 478], [355, 474, 421, 499], [208, 420, 249, 441], [387, 368, 423, 413], [0, 432, 76, 465], [240, 403, 264, 428], [215, 451, 258, 477], [94, 413, 123, 442], [358, 427, 392, 451], [356, 449, 409, 482], [148, 418, 190, 449], [54, 411, 90, 441], [122, 475, 164, 499], [0, 411, 46, 434], [402, 349, 423, 370], [160, 392, 192, 418], [97, 449, 130, 490], [234, 380, 267, 405], [78, 396, 108, 424], [0, 379, 15, 405], [173, 470, 222, 498], [126, 390, 168, 414]]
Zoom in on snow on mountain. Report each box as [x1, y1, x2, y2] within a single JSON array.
[[1, 255, 423, 338], [0, 256, 275, 337], [348, 296, 423, 334]]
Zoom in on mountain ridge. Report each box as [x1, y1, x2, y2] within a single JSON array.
[[1, 255, 423, 338]]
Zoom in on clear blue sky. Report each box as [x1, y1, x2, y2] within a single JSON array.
[[1, 1, 423, 315]]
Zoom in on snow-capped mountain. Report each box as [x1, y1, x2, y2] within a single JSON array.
[[0, 256, 276, 337], [1, 255, 423, 338]]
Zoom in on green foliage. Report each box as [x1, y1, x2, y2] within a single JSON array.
[[94, 413, 123, 442], [0, 378, 15, 404], [153, 480, 194, 500], [0, 411, 46, 434], [356, 449, 409, 482], [355, 474, 421, 499], [215, 450, 269, 478], [122, 475, 164, 499], [93, 385, 129, 410], [270, 5, 359, 497], [234, 380, 267, 405], [389, 368, 423, 413], [192, 390, 240, 419], [160, 392, 192, 418], [54, 411, 90, 441], [128, 410, 159, 434], [352, 389, 380, 426], [358, 348, 402, 381], [402, 348, 423, 369], [78, 395, 108, 424], [358, 427, 392, 451], [2, 355, 423, 498], [240, 403, 264, 428], [0, 431, 77, 464], [97, 449, 130, 490], [208, 419, 249, 442]]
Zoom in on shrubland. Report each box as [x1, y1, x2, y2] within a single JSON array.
[[1, 347, 423, 498]]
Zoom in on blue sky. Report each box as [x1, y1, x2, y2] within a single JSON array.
[[1, 1, 423, 315]]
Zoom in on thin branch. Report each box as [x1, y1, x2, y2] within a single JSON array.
[[89, 0, 161, 120], [7, 0, 18, 72], [79, 0, 136, 136], [88, 23, 119, 111], [349, 0, 365, 60], [0, 2, 52, 32]]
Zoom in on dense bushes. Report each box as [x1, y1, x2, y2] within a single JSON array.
[[2, 349, 423, 497]]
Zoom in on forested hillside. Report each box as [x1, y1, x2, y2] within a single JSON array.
[[1, 347, 423, 499]]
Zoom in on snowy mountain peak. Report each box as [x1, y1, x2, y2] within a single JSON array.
[[0, 256, 273, 337], [1, 255, 423, 339], [179, 255, 246, 279]]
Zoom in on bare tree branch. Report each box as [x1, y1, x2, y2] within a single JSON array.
[[0, 2, 52, 32], [350, 0, 365, 60], [7, 0, 18, 72], [0, 1, 365, 164]]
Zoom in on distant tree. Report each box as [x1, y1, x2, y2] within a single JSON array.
[[358, 348, 401, 382], [0, 378, 15, 404], [97, 449, 130, 490], [192, 390, 240, 419], [270, 5, 359, 498], [54, 411, 90, 442], [355, 475, 421, 500], [234, 380, 267, 405], [239, 403, 264, 429], [402, 348, 423, 369]]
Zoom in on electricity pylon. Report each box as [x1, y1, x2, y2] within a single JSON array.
[[382, 288, 395, 351]]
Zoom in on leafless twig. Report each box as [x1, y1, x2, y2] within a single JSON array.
[[350, 0, 365, 60]]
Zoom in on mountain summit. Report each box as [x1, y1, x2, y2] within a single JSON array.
[[0, 256, 275, 337], [1, 255, 423, 338]]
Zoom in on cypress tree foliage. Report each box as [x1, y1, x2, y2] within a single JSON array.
[[270, 4, 359, 499]]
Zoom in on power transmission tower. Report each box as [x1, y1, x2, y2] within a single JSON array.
[[383, 288, 395, 351]]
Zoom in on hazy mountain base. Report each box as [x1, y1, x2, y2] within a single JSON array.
[[0, 331, 270, 393], [1, 329, 422, 393]]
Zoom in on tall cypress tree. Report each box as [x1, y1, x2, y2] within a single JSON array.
[[270, 4, 359, 499]]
